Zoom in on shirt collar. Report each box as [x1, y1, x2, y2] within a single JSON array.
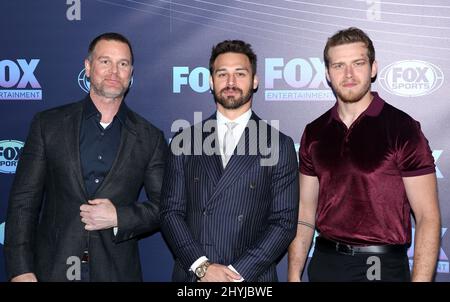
[[82, 96, 128, 125], [330, 91, 385, 122], [216, 108, 252, 127]]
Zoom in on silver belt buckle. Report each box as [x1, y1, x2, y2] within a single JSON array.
[[336, 242, 355, 256], [81, 250, 89, 263]]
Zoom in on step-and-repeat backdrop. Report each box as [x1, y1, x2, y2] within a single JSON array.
[[1, 0, 449, 281]]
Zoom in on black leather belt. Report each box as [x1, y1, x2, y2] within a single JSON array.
[[315, 236, 408, 256]]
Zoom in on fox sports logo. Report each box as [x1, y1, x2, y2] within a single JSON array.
[[78, 68, 133, 93], [0, 140, 24, 174], [379, 60, 444, 97]]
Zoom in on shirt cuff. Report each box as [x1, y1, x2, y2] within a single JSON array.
[[228, 265, 244, 282], [190, 256, 209, 272], [113, 227, 118, 236]]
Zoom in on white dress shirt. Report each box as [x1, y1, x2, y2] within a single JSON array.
[[216, 108, 252, 164]]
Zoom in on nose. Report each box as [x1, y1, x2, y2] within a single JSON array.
[[226, 74, 236, 87], [110, 63, 119, 74], [344, 65, 354, 78]]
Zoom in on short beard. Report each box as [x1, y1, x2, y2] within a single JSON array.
[[213, 87, 253, 110], [334, 82, 370, 104], [90, 82, 128, 101], [338, 90, 366, 104]]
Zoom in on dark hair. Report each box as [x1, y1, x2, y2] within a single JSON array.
[[209, 40, 257, 75], [323, 27, 375, 68], [87, 32, 134, 65]]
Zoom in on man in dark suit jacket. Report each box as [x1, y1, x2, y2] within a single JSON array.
[[4, 33, 167, 281], [160, 40, 299, 282]]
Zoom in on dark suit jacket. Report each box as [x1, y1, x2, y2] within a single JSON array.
[[160, 113, 299, 282], [4, 98, 167, 281]]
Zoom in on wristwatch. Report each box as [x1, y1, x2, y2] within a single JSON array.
[[195, 260, 210, 278]]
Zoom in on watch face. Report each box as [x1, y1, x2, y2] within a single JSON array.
[[195, 266, 205, 278], [195, 261, 209, 278]]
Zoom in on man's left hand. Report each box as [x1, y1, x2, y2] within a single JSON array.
[[80, 199, 118, 231]]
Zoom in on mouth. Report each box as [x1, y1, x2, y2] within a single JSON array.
[[104, 79, 122, 87], [221, 88, 242, 97], [342, 82, 357, 88]]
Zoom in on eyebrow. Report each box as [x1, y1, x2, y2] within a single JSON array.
[[331, 58, 368, 65], [214, 67, 249, 73], [97, 55, 131, 63]]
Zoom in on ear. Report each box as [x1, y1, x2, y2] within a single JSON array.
[[371, 60, 378, 78], [84, 59, 91, 78], [325, 68, 331, 82], [253, 74, 259, 90], [129, 65, 134, 79], [209, 75, 214, 91]]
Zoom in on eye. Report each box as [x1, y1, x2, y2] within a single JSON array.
[[332, 63, 343, 70], [120, 61, 130, 68], [236, 72, 247, 77]]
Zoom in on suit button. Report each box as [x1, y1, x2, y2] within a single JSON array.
[[237, 215, 243, 222], [203, 210, 207, 216], [249, 182, 256, 189], [194, 177, 199, 183]]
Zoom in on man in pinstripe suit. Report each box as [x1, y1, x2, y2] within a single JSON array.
[[160, 40, 299, 282]]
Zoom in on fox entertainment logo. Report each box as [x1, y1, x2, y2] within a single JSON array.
[[0, 59, 42, 100], [264, 58, 333, 101], [171, 58, 335, 101]]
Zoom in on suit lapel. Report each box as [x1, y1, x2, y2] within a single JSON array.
[[208, 113, 260, 203], [198, 115, 223, 187], [63, 102, 88, 199]]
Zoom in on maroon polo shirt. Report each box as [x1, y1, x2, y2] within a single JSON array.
[[299, 92, 435, 245]]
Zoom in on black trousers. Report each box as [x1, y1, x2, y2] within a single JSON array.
[[80, 261, 90, 282], [308, 247, 411, 282]]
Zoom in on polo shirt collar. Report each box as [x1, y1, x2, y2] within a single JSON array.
[[330, 91, 385, 122]]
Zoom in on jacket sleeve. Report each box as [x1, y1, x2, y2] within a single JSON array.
[[4, 113, 47, 280]]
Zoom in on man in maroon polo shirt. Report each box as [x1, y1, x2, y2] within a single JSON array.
[[287, 27, 441, 282]]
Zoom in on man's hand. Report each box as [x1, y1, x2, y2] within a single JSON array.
[[80, 199, 118, 231], [198, 263, 242, 282], [11, 273, 38, 282]]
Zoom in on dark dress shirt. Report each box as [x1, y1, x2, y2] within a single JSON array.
[[80, 97, 127, 197]]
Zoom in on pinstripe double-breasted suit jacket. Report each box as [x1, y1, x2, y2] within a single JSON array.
[[161, 112, 299, 282]]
